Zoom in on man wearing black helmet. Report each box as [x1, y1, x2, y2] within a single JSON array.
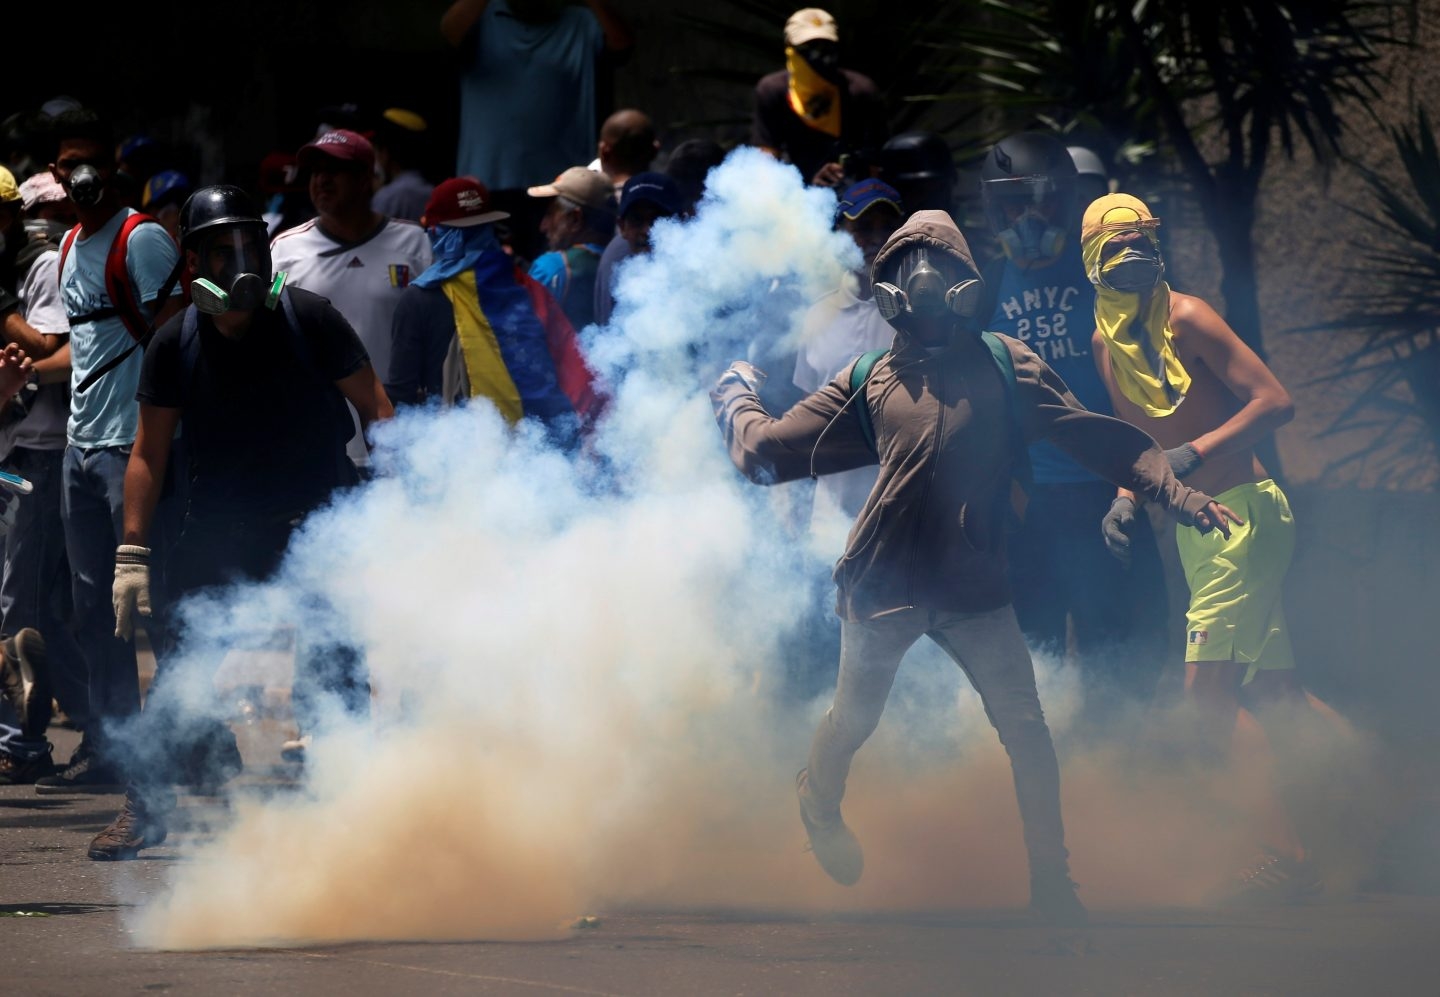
[[878, 131, 956, 214], [711, 209, 1238, 924], [978, 132, 1167, 709], [88, 185, 392, 860]]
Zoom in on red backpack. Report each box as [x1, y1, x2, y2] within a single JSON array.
[[57, 212, 162, 342]]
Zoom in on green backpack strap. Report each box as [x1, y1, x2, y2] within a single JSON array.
[[849, 349, 888, 454], [980, 331, 1032, 491]]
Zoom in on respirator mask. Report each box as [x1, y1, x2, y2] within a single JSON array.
[[984, 176, 1070, 264], [67, 164, 106, 208], [190, 226, 286, 315], [873, 246, 983, 323]]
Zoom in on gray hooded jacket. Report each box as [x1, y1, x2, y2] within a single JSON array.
[[712, 210, 1214, 621]]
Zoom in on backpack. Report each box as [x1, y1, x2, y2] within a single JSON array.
[[58, 213, 161, 341], [62, 213, 186, 394], [848, 331, 1034, 493]]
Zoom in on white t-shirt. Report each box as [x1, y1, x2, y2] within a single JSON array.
[[271, 217, 432, 462], [7, 249, 71, 452], [793, 272, 895, 555]]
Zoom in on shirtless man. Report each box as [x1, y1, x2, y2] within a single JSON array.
[[1084, 193, 1347, 901]]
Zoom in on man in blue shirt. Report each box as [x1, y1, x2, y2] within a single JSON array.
[[979, 132, 1166, 708], [441, 0, 631, 258], [25, 110, 182, 792]]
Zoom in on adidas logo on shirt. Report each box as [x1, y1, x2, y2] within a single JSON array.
[[346, 257, 365, 268]]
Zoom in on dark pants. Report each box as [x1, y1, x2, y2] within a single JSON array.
[[2, 447, 88, 726], [61, 444, 140, 758], [1007, 480, 1168, 703], [133, 514, 368, 791]]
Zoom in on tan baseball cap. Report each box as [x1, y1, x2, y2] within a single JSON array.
[[526, 166, 615, 212], [784, 8, 838, 46]]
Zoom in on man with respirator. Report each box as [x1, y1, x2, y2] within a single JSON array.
[[91, 186, 392, 860], [712, 209, 1239, 925], [1085, 194, 1348, 903], [977, 132, 1168, 710]]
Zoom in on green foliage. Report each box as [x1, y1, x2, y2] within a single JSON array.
[[1301, 104, 1440, 478]]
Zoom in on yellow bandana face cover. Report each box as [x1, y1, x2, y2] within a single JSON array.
[[785, 46, 842, 138], [1081, 194, 1191, 417]]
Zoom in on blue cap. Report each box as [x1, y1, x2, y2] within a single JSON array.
[[837, 178, 903, 221], [619, 172, 683, 219], [142, 170, 192, 210]]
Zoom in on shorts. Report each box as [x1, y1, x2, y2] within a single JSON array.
[[1175, 478, 1295, 684]]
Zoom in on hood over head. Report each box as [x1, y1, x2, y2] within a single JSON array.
[[870, 209, 980, 287]]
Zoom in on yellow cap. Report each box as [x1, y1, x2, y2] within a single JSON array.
[[1081, 193, 1159, 245], [382, 108, 428, 133], [0, 166, 19, 204]]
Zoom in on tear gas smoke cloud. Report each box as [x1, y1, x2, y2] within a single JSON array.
[[129, 150, 1383, 949]]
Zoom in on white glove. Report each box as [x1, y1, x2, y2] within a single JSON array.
[[113, 545, 152, 641]]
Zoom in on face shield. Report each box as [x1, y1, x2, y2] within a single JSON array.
[[190, 224, 285, 314], [873, 246, 983, 324], [982, 175, 1073, 263]]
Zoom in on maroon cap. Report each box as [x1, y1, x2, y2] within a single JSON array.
[[421, 176, 510, 228], [296, 129, 376, 173]]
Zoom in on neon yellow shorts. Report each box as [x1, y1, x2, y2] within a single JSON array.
[[1175, 478, 1296, 684]]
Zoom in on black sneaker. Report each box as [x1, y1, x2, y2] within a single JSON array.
[[0, 747, 56, 785], [0, 628, 52, 740], [796, 768, 864, 886], [88, 791, 169, 861], [34, 752, 124, 795], [1028, 873, 1089, 927]]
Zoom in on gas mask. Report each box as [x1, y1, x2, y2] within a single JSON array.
[[873, 247, 983, 324], [983, 176, 1072, 264], [190, 226, 286, 315], [1091, 232, 1165, 293], [67, 164, 106, 208], [998, 208, 1065, 263]]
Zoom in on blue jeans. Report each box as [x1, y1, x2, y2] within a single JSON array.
[[3, 446, 89, 726], [61, 444, 141, 761]]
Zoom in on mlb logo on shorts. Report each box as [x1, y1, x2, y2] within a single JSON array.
[[389, 264, 411, 288], [1188, 630, 1209, 646]]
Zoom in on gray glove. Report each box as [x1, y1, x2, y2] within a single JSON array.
[[1101, 496, 1137, 565], [1164, 443, 1205, 479], [113, 545, 152, 641], [719, 360, 767, 394]]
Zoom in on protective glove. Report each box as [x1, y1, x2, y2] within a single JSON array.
[[113, 545, 152, 641], [1100, 496, 1137, 566], [719, 360, 767, 394], [1164, 443, 1205, 480]]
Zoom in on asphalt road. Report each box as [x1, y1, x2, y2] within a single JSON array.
[[4, 728, 1439, 996]]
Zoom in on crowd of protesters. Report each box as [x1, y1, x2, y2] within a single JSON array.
[[0, 3, 1350, 923]]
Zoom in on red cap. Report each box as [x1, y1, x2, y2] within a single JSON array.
[[421, 176, 510, 228], [296, 129, 376, 173]]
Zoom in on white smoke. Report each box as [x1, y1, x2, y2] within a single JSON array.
[[126, 149, 1373, 950]]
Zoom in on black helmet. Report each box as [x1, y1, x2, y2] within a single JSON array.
[[178, 185, 266, 251], [979, 132, 1078, 264], [880, 131, 955, 181]]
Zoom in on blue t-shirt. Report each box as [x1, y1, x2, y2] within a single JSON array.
[[985, 243, 1110, 484], [59, 209, 179, 448], [457, 2, 604, 190]]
